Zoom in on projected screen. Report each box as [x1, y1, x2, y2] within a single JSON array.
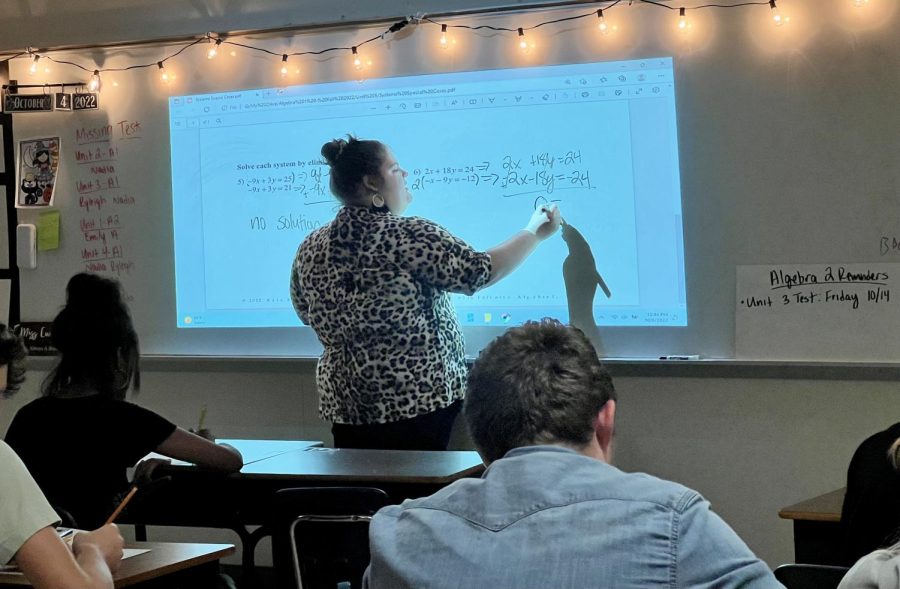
[[170, 57, 686, 329]]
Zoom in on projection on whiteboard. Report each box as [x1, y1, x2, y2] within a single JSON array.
[[169, 57, 686, 329]]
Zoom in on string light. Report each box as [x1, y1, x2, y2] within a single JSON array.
[[351, 46, 371, 71], [517, 28, 534, 53], [88, 70, 102, 92], [157, 61, 173, 83], [7, 2, 878, 97], [678, 7, 689, 32], [207, 39, 222, 59], [768, 0, 784, 25], [597, 9, 609, 35]]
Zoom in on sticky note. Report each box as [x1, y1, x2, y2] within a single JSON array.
[[37, 210, 60, 251]]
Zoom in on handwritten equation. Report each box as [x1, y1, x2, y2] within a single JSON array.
[[232, 151, 596, 201], [235, 160, 328, 199], [411, 151, 593, 196]]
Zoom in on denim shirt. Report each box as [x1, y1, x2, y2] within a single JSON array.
[[364, 446, 782, 589]]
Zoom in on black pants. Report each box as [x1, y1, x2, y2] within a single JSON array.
[[332, 401, 462, 450]]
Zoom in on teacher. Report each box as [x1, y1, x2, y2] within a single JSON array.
[[290, 136, 560, 450]]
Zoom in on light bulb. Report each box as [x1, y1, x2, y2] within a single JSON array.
[[439, 24, 449, 49], [29, 54, 40, 74], [88, 70, 102, 92], [158, 61, 173, 83], [597, 9, 609, 35], [678, 8, 689, 32], [517, 28, 532, 53], [352, 47, 363, 71], [280, 55, 289, 77], [207, 39, 222, 59], [769, 0, 784, 25]]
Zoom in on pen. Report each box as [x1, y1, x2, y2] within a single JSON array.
[[659, 355, 700, 360], [104, 485, 138, 525]]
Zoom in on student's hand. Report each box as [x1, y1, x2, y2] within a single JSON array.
[[189, 427, 215, 442], [133, 457, 171, 486], [72, 524, 124, 573], [527, 204, 561, 241]]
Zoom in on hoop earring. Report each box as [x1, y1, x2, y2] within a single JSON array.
[[372, 193, 385, 208]]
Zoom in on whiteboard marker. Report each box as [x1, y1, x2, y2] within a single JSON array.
[[659, 355, 700, 360]]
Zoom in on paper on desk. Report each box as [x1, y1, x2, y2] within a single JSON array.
[[124, 548, 151, 559]]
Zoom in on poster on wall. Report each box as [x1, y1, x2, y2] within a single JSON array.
[[17, 137, 60, 208]]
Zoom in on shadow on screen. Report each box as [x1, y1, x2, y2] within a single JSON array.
[[561, 219, 610, 356]]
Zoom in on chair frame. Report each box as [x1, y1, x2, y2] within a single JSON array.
[[287, 513, 376, 589]]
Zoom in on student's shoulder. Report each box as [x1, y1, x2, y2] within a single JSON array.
[[9, 395, 55, 420], [0, 438, 19, 460], [108, 398, 162, 417], [606, 468, 704, 513]]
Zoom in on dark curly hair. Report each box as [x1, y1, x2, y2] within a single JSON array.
[[42, 273, 140, 400], [321, 135, 386, 205], [465, 319, 616, 463], [0, 323, 27, 397]]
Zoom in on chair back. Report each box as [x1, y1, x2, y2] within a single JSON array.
[[773, 563, 850, 589], [272, 487, 391, 589]]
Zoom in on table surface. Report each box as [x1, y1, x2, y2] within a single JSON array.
[[778, 488, 845, 523], [0, 542, 234, 588], [143, 439, 323, 467], [237, 447, 485, 482], [150, 440, 485, 483]]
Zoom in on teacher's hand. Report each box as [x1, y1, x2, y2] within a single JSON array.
[[525, 204, 561, 240]]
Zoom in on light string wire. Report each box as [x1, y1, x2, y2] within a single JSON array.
[[1, 0, 787, 90]]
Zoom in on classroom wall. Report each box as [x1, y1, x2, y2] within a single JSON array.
[[3, 0, 900, 571], [3, 362, 899, 568]]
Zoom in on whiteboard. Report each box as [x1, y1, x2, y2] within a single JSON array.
[[736, 264, 900, 361], [11, 0, 900, 359]]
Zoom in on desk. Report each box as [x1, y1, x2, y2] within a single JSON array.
[[124, 441, 485, 570], [0, 542, 234, 588], [778, 488, 844, 565]]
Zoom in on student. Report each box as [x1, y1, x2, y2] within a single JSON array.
[[840, 424, 900, 565], [364, 319, 779, 588], [839, 541, 900, 589], [0, 323, 124, 589], [5, 273, 243, 529]]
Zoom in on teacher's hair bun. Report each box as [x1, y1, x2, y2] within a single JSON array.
[[321, 138, 349, 165]]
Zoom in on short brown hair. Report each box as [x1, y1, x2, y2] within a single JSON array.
[[465, 319, 616, 463]]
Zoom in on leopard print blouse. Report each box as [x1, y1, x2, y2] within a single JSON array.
[[290, 206, 492, 425]]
